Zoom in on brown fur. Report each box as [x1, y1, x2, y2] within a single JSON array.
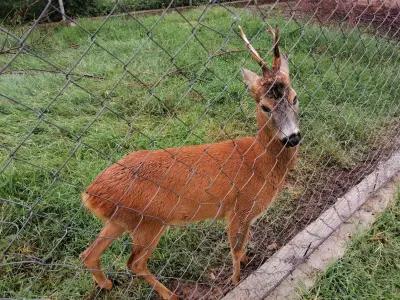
[[80, 28, 299, 300]]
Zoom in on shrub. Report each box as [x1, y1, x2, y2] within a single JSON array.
[[0, 0, 109, 24], [0, 0, 218, 24]]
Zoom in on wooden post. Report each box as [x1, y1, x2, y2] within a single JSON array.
[[58, 0, 66, 21]]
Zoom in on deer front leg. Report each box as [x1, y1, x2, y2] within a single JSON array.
[[227, 213, 251, 285]]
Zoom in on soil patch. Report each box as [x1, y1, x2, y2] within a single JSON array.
[[281, 0, 400, 39]]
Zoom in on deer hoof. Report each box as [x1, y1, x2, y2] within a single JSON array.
[[231, 274, 240, 285], [98, 278, 113, 290]]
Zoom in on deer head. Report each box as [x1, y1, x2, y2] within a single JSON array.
[[239, 26, 300, 148]]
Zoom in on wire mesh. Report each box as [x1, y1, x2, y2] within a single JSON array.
[[1, 0, 400, 299]]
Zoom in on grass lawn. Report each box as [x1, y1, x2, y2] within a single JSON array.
[[302, 191, 400, 300], [1, 5, 400, 299]]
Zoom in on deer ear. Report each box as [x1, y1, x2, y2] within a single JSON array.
[[241, 68, 261, 90], [280, 54, 289, 75]]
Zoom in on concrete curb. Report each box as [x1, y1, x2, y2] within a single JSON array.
[[223, 149, 400, 300]]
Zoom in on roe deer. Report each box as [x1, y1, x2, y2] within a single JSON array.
[[80, 26, 300, 300]]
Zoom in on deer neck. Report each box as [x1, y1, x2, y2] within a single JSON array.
[[254, 111, 297, 171]]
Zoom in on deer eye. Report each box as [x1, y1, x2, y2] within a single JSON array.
[[261, 104, 271, 113], [293, 96, 298, 105]]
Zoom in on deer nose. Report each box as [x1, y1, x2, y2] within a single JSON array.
[[281, 132, 301, 148]]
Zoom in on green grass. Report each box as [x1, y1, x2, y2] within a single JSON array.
[[1, 5, 400, 299], [302, 191, 400, 300]]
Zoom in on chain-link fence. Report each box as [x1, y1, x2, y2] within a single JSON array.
[[1, 0, 400, 299]]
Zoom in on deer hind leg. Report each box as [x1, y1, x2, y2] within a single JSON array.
[[80, 221, 125, 290], [127, 220, 177, 300], [227, 213, 252, 285]]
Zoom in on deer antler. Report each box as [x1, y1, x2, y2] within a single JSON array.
[[268, 27, 281, 72], [238, 26, 271, 76]]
